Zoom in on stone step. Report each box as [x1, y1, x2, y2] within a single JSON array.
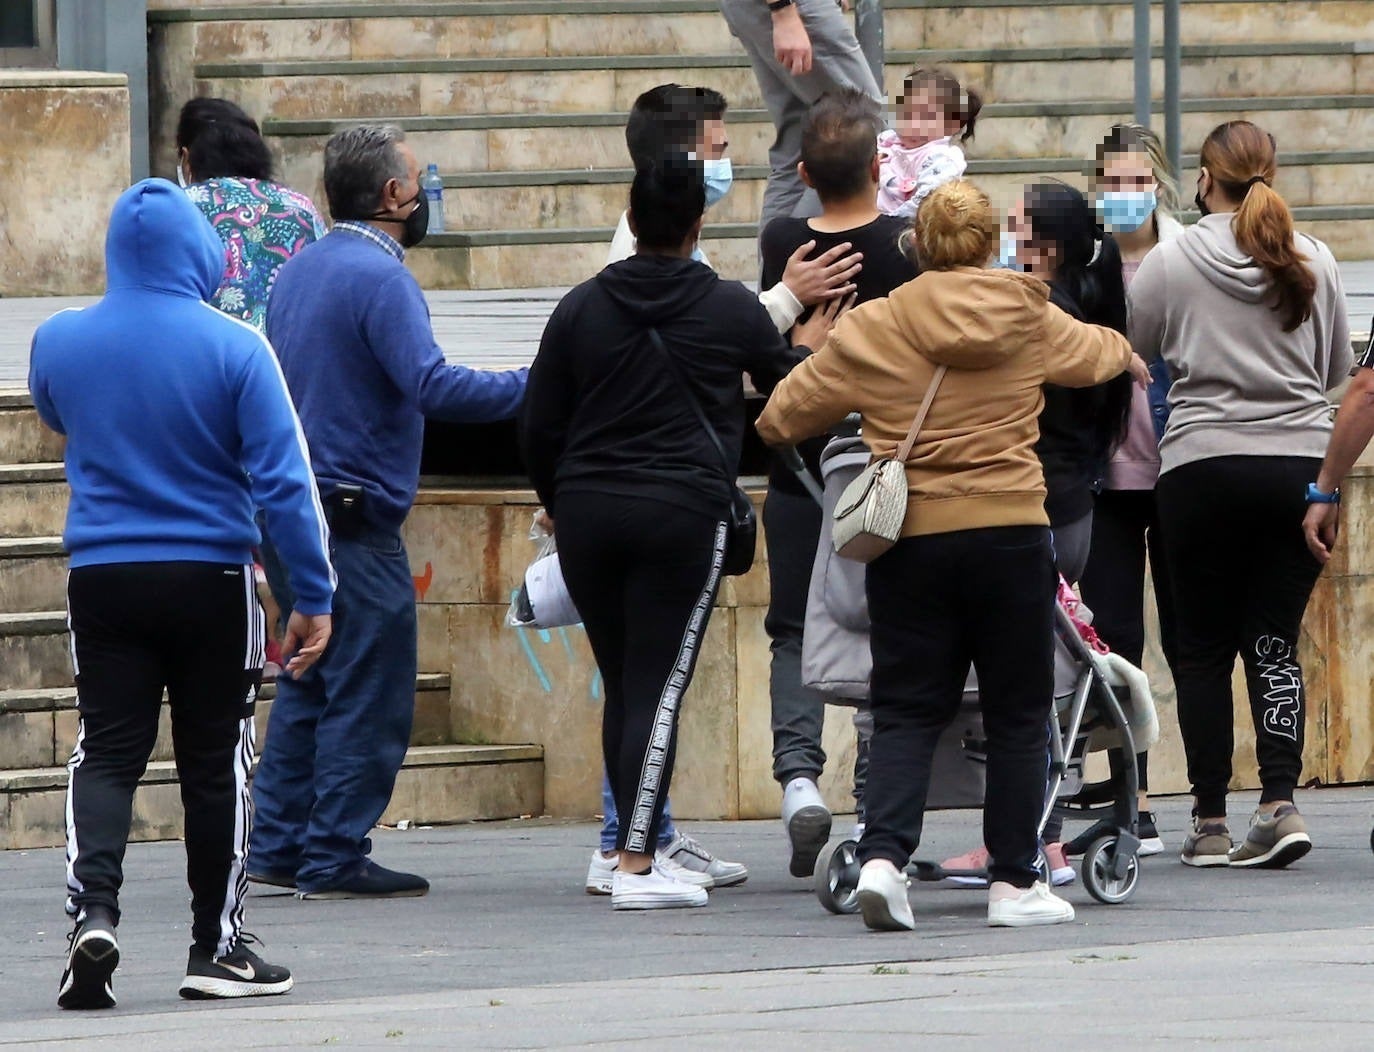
[[0, 463, 68, 539], [193, 45, 1374, 122], [434, 149, 1374, 232], [264, 95, 1374, 184], [0, 399, 63, 465], [1, 741, 544, 850], [146, 0, 1374, 60], [0, 536, 66, 613], [0, 672, 454, 771]]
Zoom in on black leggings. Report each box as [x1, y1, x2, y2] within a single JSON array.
[[1078, 488, 1181, 796], [1156, 456, 1324, 816], [555, 492, 727, 855], [859, 525, 1057, 888], [65, 562, 262, 955]]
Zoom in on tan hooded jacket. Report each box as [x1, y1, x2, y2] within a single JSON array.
[[755, 266, 1134, 537]]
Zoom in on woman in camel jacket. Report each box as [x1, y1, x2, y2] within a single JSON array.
[[756, 180, 1143, 933]]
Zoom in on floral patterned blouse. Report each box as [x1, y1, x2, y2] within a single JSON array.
[[185, 177, 328, 332]]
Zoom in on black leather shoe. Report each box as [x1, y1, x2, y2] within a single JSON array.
[[297, 860, 430, 899]]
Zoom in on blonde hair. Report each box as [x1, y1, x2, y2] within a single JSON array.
[[905, 179, 998, 269], [1095, 123, 1180, 217]]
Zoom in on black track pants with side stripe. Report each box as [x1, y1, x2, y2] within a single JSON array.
[[64, 562, 264, 956], [554, 493, 727, 856]]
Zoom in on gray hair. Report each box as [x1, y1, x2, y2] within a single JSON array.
[[323, 124, 409, 221]]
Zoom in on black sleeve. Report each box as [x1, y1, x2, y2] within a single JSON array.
[[758, 218, 793, 297], [1357, 328, 1374, 371], [517, 298, 577, 514], [740, 291, 806, 396]]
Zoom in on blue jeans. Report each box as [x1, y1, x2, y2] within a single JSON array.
[[600, 773, 676, 854], [249, 523, 418, 893]]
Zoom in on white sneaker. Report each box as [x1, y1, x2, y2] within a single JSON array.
[[611, 864, 709, 911], [585, 849, 616, 895], [782, 777, 832, 878], [856, 861, 915, 932], [659, 832, 746, 887], [987, 881, 1076, 928], [652, 847, 714, 890]]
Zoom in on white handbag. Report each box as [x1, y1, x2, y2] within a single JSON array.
[[831, 365, 947, 563]]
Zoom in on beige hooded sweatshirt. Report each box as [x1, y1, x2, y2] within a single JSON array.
[[1128, 212, 1351, 474], [755, 266, 1133, 537]]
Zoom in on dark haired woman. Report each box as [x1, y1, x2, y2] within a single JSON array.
[[1133, 120, 1352, 869], [520, 160, 825, 911], [941, 180, 1134, 888], [176, 97, 327, 332]]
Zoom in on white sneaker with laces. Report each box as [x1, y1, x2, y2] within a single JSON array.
[[585, 849, 617, 895], [611, 864, 709, 911], [987, 881, 1076, 928], [856, 861, 915, 931], [659, 832, 746, 887], [652, 847, 714, 889]]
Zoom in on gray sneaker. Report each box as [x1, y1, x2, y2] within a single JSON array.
[[660, 832, 748, 888], [1228, 805, 1312, 869], [1181, 818, 1232, 867]]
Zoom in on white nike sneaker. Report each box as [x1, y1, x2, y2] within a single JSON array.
[[856, 860, 915, 932], [611, 865, 709, 911], [659, 832, 745, 887], [782, 777, 832, 878], [987, 881, 1076, 928], [585, 849, 617, 895]]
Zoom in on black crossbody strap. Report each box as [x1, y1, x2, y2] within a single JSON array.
[[645, 326, 736, 484]]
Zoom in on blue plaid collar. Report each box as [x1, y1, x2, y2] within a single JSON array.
[[332, 220, 405, 262]]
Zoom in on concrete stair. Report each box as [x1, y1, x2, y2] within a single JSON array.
[[0, 394, 545, 849], [146, 0, 1374, 287]]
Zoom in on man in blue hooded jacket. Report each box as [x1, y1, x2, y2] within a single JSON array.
[[29, 179, 337, 1009]]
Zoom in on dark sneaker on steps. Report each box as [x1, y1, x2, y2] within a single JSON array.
[[1229, 805, 1312, 869], [179, 936, 293, 1000], [58, 906, 119, 1010], [1181, 818, 1232, 868]]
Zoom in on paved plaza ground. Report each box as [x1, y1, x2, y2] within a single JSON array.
[[5, 788, 1374, 1048]]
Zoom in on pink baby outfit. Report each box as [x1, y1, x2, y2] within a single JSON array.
[[876, 131, 967, 219]]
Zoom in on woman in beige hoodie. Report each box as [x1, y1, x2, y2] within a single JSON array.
[[1131, 120, 1351, 872], [756, 180, 1141, 932]]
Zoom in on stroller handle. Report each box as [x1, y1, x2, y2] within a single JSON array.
[[778, 445, 825, 505]]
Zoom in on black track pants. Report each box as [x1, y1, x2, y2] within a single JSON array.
[[64, 562, 263, 955], [555, 493, 726, 855]]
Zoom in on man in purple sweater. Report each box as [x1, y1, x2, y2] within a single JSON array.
[[249, 125, 527, 899]]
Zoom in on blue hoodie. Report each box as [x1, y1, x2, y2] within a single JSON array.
[[28, 179, 336, 615]]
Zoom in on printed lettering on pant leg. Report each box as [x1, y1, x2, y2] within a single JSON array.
[[1255, 635, 1302, 743], [626, 523, 728, 855]]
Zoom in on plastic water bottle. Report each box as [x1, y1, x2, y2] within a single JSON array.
[[421, 162, 445, 235]]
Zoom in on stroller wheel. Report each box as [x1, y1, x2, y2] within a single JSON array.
[[1081, 836, 1139, 905], [814, 838, 862, 915]]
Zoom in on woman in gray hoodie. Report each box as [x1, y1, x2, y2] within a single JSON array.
[[1130, 120, 1351, 871]]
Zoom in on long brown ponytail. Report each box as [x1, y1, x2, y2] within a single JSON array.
[[1199, 120, 1315, 332]]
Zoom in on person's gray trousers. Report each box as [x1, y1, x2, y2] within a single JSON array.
[[720, 0, 883, 230]]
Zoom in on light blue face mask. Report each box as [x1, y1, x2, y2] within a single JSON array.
[[996, 230, 1020, 270], [1095, 189, 1157, 234], [702, 156, 733, 207]]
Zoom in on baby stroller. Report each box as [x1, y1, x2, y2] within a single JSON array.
[[796, 433, 1159, 913]]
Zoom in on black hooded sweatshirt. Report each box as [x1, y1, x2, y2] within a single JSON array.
[[519, 254, 805, 518]]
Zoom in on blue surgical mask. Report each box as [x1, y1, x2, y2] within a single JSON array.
[[1095, 189, 1157, 234], [702, 156, 733, 207], [996, 230, 1020, 270]]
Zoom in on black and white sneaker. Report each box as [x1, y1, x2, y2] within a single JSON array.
[[178, 936, 293, 1000], [58, 906, 120, 1010]]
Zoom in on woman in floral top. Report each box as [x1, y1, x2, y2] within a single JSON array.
[[176, 98, 327, 332]]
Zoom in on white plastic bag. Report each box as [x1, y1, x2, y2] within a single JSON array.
[[506, 512, 581, 629]]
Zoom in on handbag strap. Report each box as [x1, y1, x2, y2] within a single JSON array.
[[645, 326, 736, 484], [892, 364, 949, 463]]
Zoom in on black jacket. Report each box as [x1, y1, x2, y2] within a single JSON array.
[[519, 254, 805, 518]]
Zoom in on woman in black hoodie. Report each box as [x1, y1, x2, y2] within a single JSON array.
[[519, 160, 813, 912]]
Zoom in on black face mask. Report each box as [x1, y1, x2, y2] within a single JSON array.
[[1194, 178, 1211, 217], [372, 190, 429, 248]]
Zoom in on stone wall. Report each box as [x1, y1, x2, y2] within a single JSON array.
[[402, 460, 1374, 822], [0, 72, 130, 296]]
